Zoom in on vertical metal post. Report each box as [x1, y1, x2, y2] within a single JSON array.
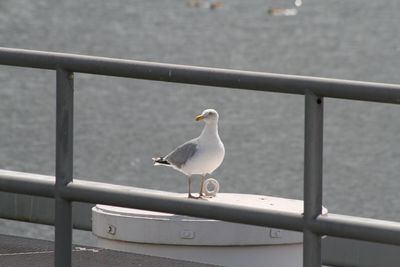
[[303, 92, 323, 267], [55, 68, 74, 267]]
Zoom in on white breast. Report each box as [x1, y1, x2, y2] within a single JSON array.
[[181, 140, 225, 175]]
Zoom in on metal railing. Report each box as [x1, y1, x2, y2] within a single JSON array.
[[1, 47, 400, 267]]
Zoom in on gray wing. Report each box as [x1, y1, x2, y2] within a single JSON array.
[[165, 138, 198, 168]]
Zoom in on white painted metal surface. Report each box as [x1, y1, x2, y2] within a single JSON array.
[[92, 193, 327, 266]]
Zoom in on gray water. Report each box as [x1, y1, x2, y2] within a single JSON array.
[[0, 0, 400, 243]]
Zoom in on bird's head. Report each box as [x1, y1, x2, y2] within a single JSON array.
[[195, 109, 219, 124]]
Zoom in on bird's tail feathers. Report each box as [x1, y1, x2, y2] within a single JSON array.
[[152, 157, 170, 166]]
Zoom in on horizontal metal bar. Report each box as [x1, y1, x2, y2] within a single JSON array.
[[313, 213, 400, 246], [61, 179, 305, 231], [0, 169, 54, 198], [3, 169, 400, 247], [0, 169, 304, 231], [1, 47, 400, 104]]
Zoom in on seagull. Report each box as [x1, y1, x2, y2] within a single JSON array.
[[153, 109, 225, 198]]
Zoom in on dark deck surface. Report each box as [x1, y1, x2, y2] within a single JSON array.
[[0, 234, 220, 267]]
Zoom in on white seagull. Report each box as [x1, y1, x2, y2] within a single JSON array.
[[153, 109, 225, 198]]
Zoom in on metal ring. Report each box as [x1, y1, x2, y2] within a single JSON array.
[[202, 178, 220, 197]]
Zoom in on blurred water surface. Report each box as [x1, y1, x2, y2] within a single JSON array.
[[0, 0, 399, 243]]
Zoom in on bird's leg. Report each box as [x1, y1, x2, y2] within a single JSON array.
[[188, 176, 195, 198], [199, 175, 206, 197]]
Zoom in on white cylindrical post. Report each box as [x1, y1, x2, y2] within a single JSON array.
[[92, 193, 327, 267]]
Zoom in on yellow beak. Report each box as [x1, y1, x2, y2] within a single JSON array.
[[195, 115, 204, 121]]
